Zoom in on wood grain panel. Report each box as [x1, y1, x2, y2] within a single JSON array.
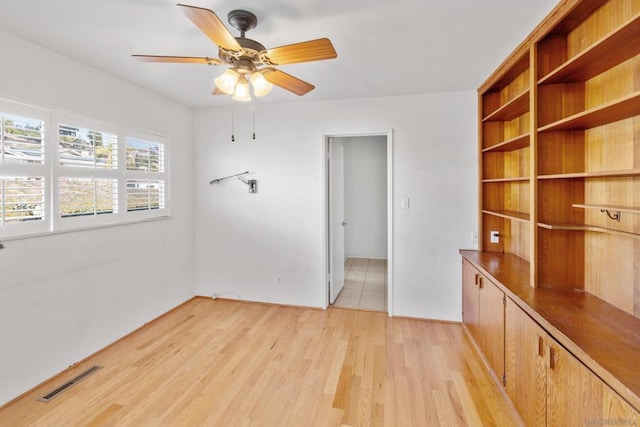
[[566, 0, 640, 59], [547, 339, 602, 425], [477, 279, 505, 381], [538, 179, 585, 224], [538, 82, 585, 127], [537, 228, 585, 289], [585, 233, 635, 314], [537, 35, 568, 78], [537, 131, 585, 175], [462, 260, 480, 337], [505, 298, 547, 426], [482, 121, 504, 149], [585, 118, 635, 172], [585, 57, 638, 108]]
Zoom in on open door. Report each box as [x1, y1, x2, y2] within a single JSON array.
[[328, 138, 345, 303]]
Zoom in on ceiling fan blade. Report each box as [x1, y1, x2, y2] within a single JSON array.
[[262, 38, 337, 65], [177, 4, 241, 52], [132, 55, 222, 65], [262, 68, 315, 96]]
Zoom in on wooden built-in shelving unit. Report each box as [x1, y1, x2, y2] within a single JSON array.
[[466, 0, 640, 423]]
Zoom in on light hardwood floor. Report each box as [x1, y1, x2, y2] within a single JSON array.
[[333, 258, 387, 312], [0, 298, 521, 426]]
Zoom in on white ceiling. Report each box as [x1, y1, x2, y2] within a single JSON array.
[[0, 0, 558, 108]]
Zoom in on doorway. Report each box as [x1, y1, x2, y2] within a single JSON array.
[[324, 131, 393, 315]]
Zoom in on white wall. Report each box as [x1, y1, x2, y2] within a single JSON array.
[[0, 31, 195, 405], [194, 91, 478, 320], [339, 135, 387, 259]]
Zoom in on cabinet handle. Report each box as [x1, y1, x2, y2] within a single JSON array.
[[478, 277, 483, 289], [475, 274, 479, 285], [549, 347, 556, 370], [538, 336, 544, 357]]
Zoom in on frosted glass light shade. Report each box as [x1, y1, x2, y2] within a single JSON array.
[[232, 77, 252, 102], [214, 69, 238, 95], [250, 72, 273, 97]]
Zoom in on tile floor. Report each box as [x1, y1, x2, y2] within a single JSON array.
[[332, 257, 387, 312]]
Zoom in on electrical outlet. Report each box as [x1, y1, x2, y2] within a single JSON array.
[[275, 275, 282, 287], [472, 231, 478, 244], [490, 230, 500, 244]]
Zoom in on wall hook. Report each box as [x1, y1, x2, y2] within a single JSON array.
[[600, 209, 621, 222]]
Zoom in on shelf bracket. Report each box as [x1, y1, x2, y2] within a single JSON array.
[[600, 209, 621, 222]]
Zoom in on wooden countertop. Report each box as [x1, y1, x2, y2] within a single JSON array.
[[460, 249, 640, 411]]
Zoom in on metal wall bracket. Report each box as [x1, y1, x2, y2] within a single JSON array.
[[601, 209, 621, 222], [209, 171, 257, 194]]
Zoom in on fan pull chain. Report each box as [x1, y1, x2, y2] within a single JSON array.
[[231, 108, 235, 142], [252, 107, 256, 140]]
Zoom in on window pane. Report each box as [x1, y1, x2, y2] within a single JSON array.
[[126, 138, 164, 172], [1, 177, 45, 224], [126, 179, 165, 211], [59, 177, 118, 217], [1, 114, 45, 164], [59, 125, 117, 169]]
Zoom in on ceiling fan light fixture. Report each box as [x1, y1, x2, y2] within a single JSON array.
[[215, 68, 239, 95], [232, 76, 252, 102], [250, 72, 273, 97]]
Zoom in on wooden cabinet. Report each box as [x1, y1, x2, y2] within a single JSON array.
[[505, 298, 639, 426], [462, 259, 505, 382]]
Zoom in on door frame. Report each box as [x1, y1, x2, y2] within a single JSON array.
[[321, 130, 394, 316]]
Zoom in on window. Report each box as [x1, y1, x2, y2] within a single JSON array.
[[0, 100, 169, 239], [0, 103, 49, 237], [59, 177, 118, 217], [55, 121, 120, 227], [59, 125, 117, 169], [1, 113, 45, 164], [124, 137, 167, 216], [0, 176, 45, 224], [126, 180, 165, 211], [126, 138, 164, 172]]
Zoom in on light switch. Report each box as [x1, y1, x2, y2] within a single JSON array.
[[490, 230, 500, 244], [401, 198, 410, 209]]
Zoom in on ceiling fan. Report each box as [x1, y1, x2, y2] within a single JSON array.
[[133, 4, 337, 101]]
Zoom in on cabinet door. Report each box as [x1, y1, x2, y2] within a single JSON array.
[[477, 277, 505, 381], [505, 298, 547, 426], [462, 259, 479, 337], [547, 340, 640, 426]]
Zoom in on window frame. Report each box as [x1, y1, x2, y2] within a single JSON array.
[[0, 100, 51, 237], [0, 99, 170, 240]]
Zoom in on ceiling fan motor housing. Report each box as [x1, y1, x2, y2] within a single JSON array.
[[228, 10, 258, 36]]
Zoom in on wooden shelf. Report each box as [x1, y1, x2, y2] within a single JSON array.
[[539, 12, 640, 85], [482, 177, 529, 183], [482, 210, 530, 222], [483, 90, 530, 122], [573, 204, 640, 214], [537, 222, 640, 239], [538, 91, 640, 132], [537, 169, 640, 180], [482, 133, 530, 152]]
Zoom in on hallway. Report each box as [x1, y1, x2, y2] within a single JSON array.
[[332, 258, 387, 312]]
